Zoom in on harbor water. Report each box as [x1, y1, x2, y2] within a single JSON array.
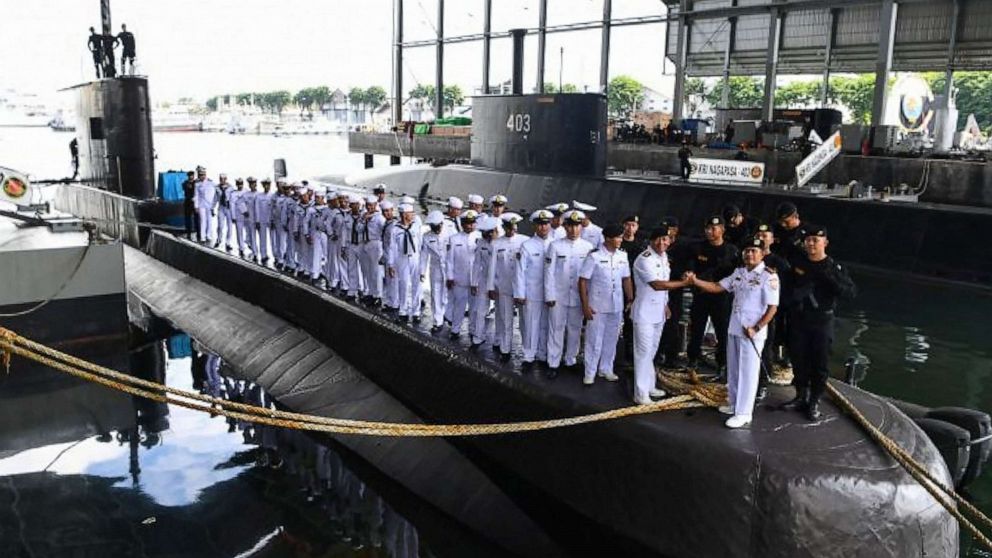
[[2, 127, 992, 556]]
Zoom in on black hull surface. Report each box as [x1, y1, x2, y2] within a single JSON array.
[[341, 165, 992, 287], [142, 231, 958, 558]]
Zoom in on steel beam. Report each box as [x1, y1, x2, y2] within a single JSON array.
[[537, 0, 548, 93], [820, 8, 838, 107], [761, 4, 783, 122], [672, 0, 691, 120], [435, 0, 444, 119], [721, 1, 738, 108], [482, 0, 492, 94], [393, 0, 403, 125], [870, 0, 897, 127], [600, 0, 612, 92], [943, 0, 961, 101]]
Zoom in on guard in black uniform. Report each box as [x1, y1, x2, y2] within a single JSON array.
[[116, 24, 136, 74], [755, 222, 790, 400], [771, 201, 804, 262], [780, 225, 856, 421], [723, 204, 757, 248], [677, 141, 693, 179], [686, 216, 739, 373], [619, 215, 643, 364], [181, 170, 197, 240], [658, 216, 688, 366], [87, 27, 103, 78]]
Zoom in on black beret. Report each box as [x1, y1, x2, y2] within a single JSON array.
[[660, 216, 680, 229], [603, 223, 623, 238], [743, 236, 763, 249], [649, 227, 669, 240], [756, 222, 772, 233], [622, 215, 639, 224], [722, 204, 741, 221], [705, 215, 725, 227], [776, 201, 798, 219], [802, 224, 828, 239]]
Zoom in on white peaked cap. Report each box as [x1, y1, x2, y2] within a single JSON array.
[[426, 210, 445, 225], [572, 201, 597, 212], [546, 202, 570, 214], [500, 212, 523, 225], [467, 194, 484, 204], [380, 200, 395, 210], [477, 216, 498, 231], [563, 209, 586, 224], [490, 194, 508, 204], [448, 196, 464, 209], [398, 203, 414, 213], [530, 209, 554, 222]]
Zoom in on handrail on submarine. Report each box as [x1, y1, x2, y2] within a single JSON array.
[[2, 325, 992, 552]]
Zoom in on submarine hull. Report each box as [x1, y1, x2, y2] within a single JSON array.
[[142, 231, 958, 557]]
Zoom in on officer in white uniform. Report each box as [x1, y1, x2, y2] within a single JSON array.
[[271, 179, 288, 266], [235, 178, 255, 259], [228, 179, 245, 255], [254, 178, 275, 265], [689, 236, 780, 428], [420, 210, 448, 333], [543, 210, 595, 376], [489, 194, 508, 219], [294, 187, 314, 279], [193, 168, 218, 245], [325, 192, 349, 292], [488, 212, 527, 361], [466, 194, 485, 214], [379, 201, 399, 309], [314, 188, 333, 284], [388, 203, 424, 323], [469, 216, 497, 347], [277, 186, 295, 269], [573, 201, 604, 248], [441, 197, 463, 240], [545, 202, 569, 241], [243, 177, 259, 256], [307, 186, 328, 282], [215, 174, 233, 250], [340, 194, 365, 300], [513, 209, 554, 369], [631, 227, 691, 404], [445, 210, 479, 339], [373, 183, 387, 203], [578, 224, 632, 385], [362, 195, 386, 304]]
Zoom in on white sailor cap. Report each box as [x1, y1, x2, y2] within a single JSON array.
[[530, 209, 554, 223], [467, 194, 485, 205], [275, 177, 287, 184], [401, 195, 416, 205], [380, 200, 395, 211], [312, 185, 327, 196], [337, 191, 349, 198], [447, 196, 464, 209], [366, 194, 378, 204], [348, 193, 363, 204], [490, 194, 508, 205], [500, 212, 523, 226], [425, 210, 444, 225], [563, 209, 586, 224], [477, 216, 499, 232], [572, 201, 597, 212], [546, 202, 570, 215], [328, 189, 339, 198], [398, 203, 414, 213]]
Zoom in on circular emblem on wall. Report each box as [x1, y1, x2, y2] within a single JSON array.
[[2, 176, 27, 199], [750, 166, 763, 179]]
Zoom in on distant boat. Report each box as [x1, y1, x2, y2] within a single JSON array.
[[0, 91, 52, 128], [48, 109, 75, 132], [151, 106, 203, 133]]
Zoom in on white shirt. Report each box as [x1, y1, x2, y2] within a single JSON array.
[[581, 222, 604, 248], [445, 231, 480, 286], [194, 178, 218, 210], [718, 262, 780, 340], [544, 237, 594, 306], [470, 238, 493, 289], [513, 234, 552, 301], [579, 247, 630, 314], [550, 226, 566, 241], [388, 221, 423, 267], [420, 230, 447, 275], [488, 234, 528, 294], [632, 248, 671, 324], [254, 191, 274, 225]]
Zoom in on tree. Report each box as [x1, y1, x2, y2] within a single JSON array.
[[774, 80, 823, 108], [705, 77, 763, 109], [263, 90, 292, 114], [408, 84, 435, 104], [205, 96, 218, 112], [925, 71, 992, 130], [348, 87, 366, 113], [442, 85, 464, 116], [294, 88, 314, 115], [829, 75, 876, 124], [365, 85, 388, 119], [310, 85, 332, 114], [685, 78, 709, 116], [542, 82, 579, 94], [236, 92, 253, 106], [607, 75, 645, 117]]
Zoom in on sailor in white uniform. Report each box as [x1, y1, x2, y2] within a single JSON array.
[[543, 210, 594, 376], [325, 192, 349, 292], [545, 202, 569, 241], [578, 224, 632, 385], [307, 186, 328, 282], [440, 197, 463, 240], [469, 216, 497, 347], [630, 227, 691, 404], [234, 178, 255, 259], [573, 200, 604, 248], [193, 168, 218, 245], [388, 203, 424, 323], [379, 201, 399, 309], [489, 194, 508, 219], [466, 194, 485, 214], [513, 209, 554, 369], [271, 178, 288, 266], [420, 210, 448, 333], [373, 183, 387, 204], [243, 177, 259, 256], [313, 188, 333, 284], [254, 178, 275, 265], [444, 210, 479, 339], [293, 187, 313, 279], [488, 212, 527, 361], [361, 195, 385, 304], [215, 174, 233, 250], [228, 179, 246, 255], [277, 186, 296, 269], [340, 194, 365, 300], [688, 236, 780, 428]]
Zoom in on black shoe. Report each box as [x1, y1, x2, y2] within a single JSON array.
[[521, 361, 534, 372], [545, 367, 559, 379], [780, 388, 809, 411], [469, 341, 484, 351], [499, 352, 511, 363], [449, 332, 460, 340], [805, 401, 822, 421], [412, 316, 421, 324], [430, 325, 443, 334]]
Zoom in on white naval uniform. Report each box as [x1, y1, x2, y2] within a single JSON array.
[[445, 230, 479, 335], [254, 191, 274, 262], [362, 211, 386, 300], [579, 247, 630, 381], [244, 190, 259, 254], [420, 230, 448, 327], [193, 178, 218, 243], [305, 204, 326, 278], [544, 236, 594, 368], [325, 207, 347, 289], [234, 189, 254, 255], [469, 237, 494, 345], [289, 201, 307, 273], [271, 194, 287, 264], [718, 262, 780, 420], [440, 215, 461, 323], [389, 222, 423, 318], [513, 234, 552, 362], [631, 248, 671, 402], [340, 211, 365, 296], [581, 221, 604, 248], [488, 233, 528, 355], [216, 185, 234, 247], [550, 226, 566, 241], [278, 197, 296, 269], [380, 218, 399, 307]]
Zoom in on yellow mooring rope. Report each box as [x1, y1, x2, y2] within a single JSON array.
[[1, 325, 991, 551]]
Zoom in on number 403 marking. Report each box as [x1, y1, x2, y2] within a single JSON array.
[[506, 113, 531, 133]]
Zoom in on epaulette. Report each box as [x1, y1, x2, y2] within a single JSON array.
[[642, 250, 651, 257], [765, 267, 777, 274]]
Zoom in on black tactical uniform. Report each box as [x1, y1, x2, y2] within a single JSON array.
[[619, 231, 645, 364], [686, 218, 740, 369], [182, 172, 197, 240], [659, 218, 687, 365]]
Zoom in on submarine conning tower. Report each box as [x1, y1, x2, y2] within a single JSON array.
[[470, 28, 608, 178]]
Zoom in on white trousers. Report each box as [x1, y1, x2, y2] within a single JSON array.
[[520, 300, 548, 362], [448, 285, 471, 334], [427, 264, 446, 327], [284, 233, 297, 270], [494, 294, 516, 354], [343, 245, 364, 295], [197, 208, 213, 243], [255, 224, 270, 261], [272, 225, 285, 264], [469, 289, 491, 344], [633, 320, 666, 401], [218, 208, 233, 246], [395, 254, 420, 317], [584, 311, 622, 380], [727, 334, 765, 420], [245, 220, 257, 253], [547, 303, 583, 368], [310, 232, 327, 278], [325, 238, 340, 288], [361, 242, 384, 299]]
